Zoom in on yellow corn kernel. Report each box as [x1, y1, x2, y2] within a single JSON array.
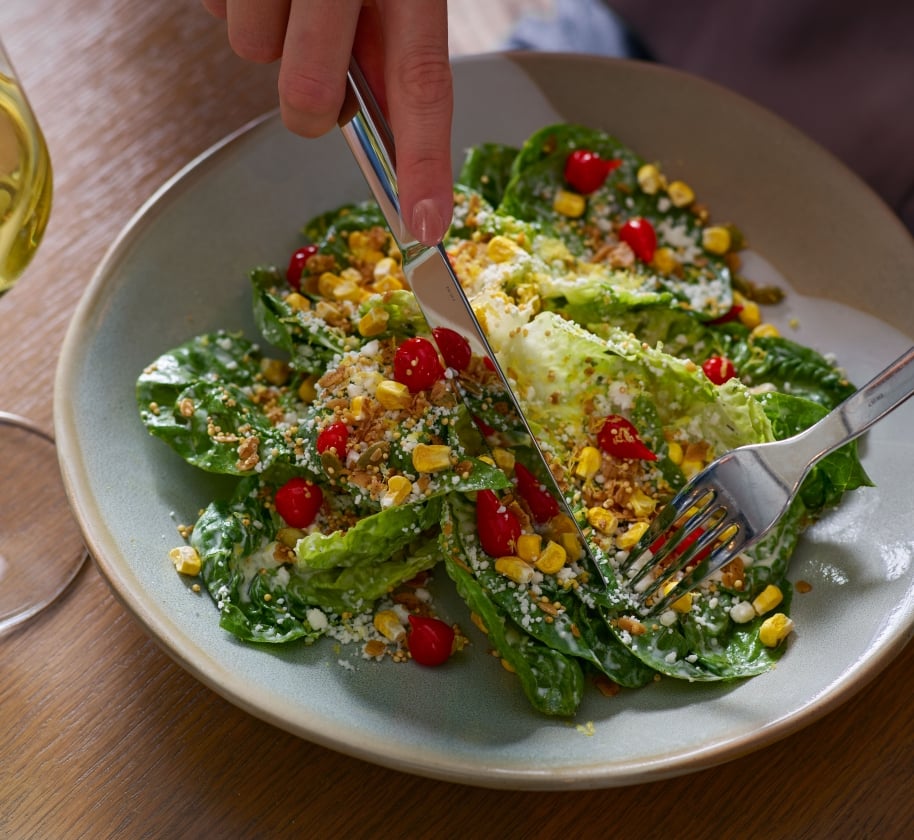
[[375, 379, 411, 410], [358, 307, 390, 337], [586, 507, 618, 535], [652, 246, 679, 275], [371, 274, 404, 293], [372, 256, 399, 281], [662, 580, 693, 613], [751, 323, 780, 339], [500, 658, 517, 673], [701, 225, 732, 255], [169, 545, 201, 576], [666, 440, 684, 465], [495, 556, 535, 585], [617, 521, 650, 550], [284, 292, 311, 312], [535, 540, 567, 574], [637, 163, 664, 194], [331, 278, 362, 303], [667, 180, 695, 207], [738, 299, 761, 328], [486, 235, 523, 263], [349, 395, 366, 421], [373, 609, 406, 643], [680, 458, 705, 479], [411, 443, 452, 473], [553, 189, 586, 218], [297, 375, 318, 404], [559, 531, 584, 563], [516, 533, 543, 563], [381, 475, 412, 508], [317, 271, 342, 298], [628, 488, 657, 518], [548, 513, 577, 534], [752, 584, 784, 616], [492, 447, 516, 473], [260, 358, 290, 386], [574, 446, 602, 480], [759, 613, 795, 647]]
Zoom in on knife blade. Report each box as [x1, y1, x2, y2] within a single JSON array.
[[338, 60, 602, 580]]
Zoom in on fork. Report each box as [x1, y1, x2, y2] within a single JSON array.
[[622, 345, 914, 615]]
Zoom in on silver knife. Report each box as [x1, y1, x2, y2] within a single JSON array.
[[338, 60, 600, 576]]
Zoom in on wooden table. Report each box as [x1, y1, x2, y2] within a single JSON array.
[[2, 1, 912, 837]]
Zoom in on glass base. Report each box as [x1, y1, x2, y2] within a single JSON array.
[[0, 411, 87, 635]]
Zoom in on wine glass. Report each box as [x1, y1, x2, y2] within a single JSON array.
[[0, 37, 86, 634]]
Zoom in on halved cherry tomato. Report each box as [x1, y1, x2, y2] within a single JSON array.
[[513, 463, 560, 524], [618, 217, 657, 263], [316, 421, 349, 456], [476, 489, 521, 556], [564, 149, 621, 194], [393, 336, 445, 392], [286, 244, 318, 289], [649, 526, 711, 569], [408, 615, 455, 666], [432, 327, 472, 371], [597, 415, 657, 461], [701, 356, 737, 385], [274, 477, 323, 528]]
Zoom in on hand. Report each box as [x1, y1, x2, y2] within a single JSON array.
[[201, 0, 454, 246]]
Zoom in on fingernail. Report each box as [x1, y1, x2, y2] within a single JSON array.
[[410, 199, 446, 246]]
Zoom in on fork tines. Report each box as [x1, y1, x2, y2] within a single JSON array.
[[620, 485, 748, 615]]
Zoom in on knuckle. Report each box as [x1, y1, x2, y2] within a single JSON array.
[[394, 51, 453, 109], [228, 32, 283, 64], [278, 67, 343, 137]]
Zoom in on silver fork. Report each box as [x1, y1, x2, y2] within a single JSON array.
[[622, 345, 914, 615]]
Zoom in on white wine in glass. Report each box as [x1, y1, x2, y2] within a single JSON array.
[[0, 38, 85, 634]]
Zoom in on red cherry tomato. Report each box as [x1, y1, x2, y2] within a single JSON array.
[[618, 217, 657, 263], [649, 527, 710, 569], [563, 149, 621, 194], [286, 244, 318, 289], [274, 477, 323, 528], [708, 304, 744, 325], [473, 416, 496, 438], [476, 489, 521, 556], [407, 615, 455, 666], [701, 356, 737, 385], [432, 327, 472, 371], [393, 336, 445, 393], [316, 420, 349, 456], [513, 463, 560, 524], [597, 415, 657, 461]]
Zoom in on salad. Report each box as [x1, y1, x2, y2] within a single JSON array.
[[138, 123, 869, 716]]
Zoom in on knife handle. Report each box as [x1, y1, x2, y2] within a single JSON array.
[[339, 60, 415, 252]]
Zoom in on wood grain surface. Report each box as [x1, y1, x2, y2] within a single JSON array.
[[1, 2, 912, 838]]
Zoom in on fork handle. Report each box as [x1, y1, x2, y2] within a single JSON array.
[[792, 346, 914, 466]]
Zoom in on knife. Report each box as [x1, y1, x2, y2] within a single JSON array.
[[338, 60, 600, 577]]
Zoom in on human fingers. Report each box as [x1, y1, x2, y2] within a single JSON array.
[[278, 0, 364, 138], [223, 0, 292, 63], [369, 0, 453, 245]]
